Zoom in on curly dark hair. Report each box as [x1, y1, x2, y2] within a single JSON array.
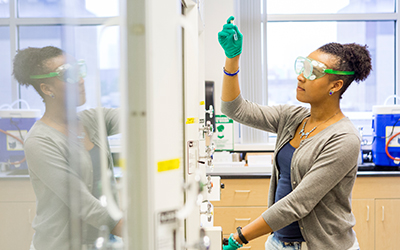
[[317, 42, 372, 98], [13, 46, 64, 98]]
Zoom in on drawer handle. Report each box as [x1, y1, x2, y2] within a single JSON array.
[[28, 209, 32, 224], [382, 206, 385, 221], [366, 205, 369, 222], [242, 247, 251, 249], [235, 218, 251, 221], [235, 190, 251, 193]]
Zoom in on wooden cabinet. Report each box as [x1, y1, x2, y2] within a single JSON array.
[[375, 199, 400, 250], [213, 176, 400, 250], [212, 178, 270, 248], [0, 179, 36, 250], [351, 199, 375, 250], [352, 176, 400, 250]]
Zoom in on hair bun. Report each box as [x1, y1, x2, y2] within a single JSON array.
[[342, 43, 372, 82]]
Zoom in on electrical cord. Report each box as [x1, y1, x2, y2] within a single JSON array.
[[385, 131, 400, 161], [10, 118, 25, 142], [367, 117, 400, 146], [381, 117, 400, 139], [0, 128, 26, 165]]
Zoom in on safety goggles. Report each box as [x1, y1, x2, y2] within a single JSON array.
[[30, 60, 87, 84], [294, 56, 354, 80]]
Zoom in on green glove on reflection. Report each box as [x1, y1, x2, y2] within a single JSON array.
[[218, 16, 243, 58], [223, 234, 242, 250]]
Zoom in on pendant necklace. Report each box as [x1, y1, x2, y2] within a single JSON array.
[[47, 116, 86, 140], [299, 111, 340, 139]]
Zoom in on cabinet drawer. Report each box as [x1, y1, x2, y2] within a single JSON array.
[[212, 179, 270, 207], [223, 234, 268, 250], [0, 179, 36, 202], [0, 202, 36, 250], [214, 207, 267, 233]]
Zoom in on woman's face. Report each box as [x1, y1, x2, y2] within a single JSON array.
[[296, 50, 338, 105], [44, 55, 86, 106]]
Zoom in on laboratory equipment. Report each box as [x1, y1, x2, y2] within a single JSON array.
[[120, 0, 219, 249], [205, 81, 215, 129], [372, 96, 400, 166], [0, 108, 40, 171]]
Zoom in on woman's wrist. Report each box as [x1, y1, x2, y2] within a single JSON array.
[[233, 233, 244, 245], [225, 55, 240, 72]]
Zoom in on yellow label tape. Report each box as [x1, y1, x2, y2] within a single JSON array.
[[158, 158, 180, 172], [118, 159, 126, 170], [186, 118, 198, 124], [200, 101, 205, 105]]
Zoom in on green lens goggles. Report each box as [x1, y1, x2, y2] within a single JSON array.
[[294, 56, 354, 80], [30, 60, 87, 84]]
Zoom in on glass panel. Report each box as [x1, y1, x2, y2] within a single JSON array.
[[19, 25, 120, 113], [18, 0, 119, 18], [0, 26, 11, 106], [267, 21, 394, 137], [15, 23, 122, 248], [0, 0, 9, 18], [267, 0, 395, 14]]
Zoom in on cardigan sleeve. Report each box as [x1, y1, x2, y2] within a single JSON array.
[[24, 135, 119, 230], [221, 94, 307, 134]]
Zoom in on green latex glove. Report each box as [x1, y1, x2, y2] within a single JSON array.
[[218, 16, 243, 58], [223, 234, 242, 250]]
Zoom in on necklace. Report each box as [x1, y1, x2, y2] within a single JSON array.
[[46, 116, 86, 140], [299, 111, 340, 139]]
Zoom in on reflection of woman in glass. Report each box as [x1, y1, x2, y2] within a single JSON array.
[[13, 46, 122, 250], [218, 17, 371, 250]]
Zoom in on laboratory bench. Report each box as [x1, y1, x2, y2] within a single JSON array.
[[1, 166, 400, 250]]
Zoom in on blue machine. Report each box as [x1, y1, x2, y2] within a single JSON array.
[[372, 105, 400, 167], [0, 109, 40, 170]]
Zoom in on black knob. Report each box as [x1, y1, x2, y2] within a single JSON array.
[[221, 183, 225, 189]]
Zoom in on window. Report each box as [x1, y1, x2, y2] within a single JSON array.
[[1, 0, 119, 114], [267, 0, 395, 14], [18, 0, 119, 18], [236, 0, 397, 144], [0, 26, 11, 106], [0, 1, 9, 18], [267, 21, 394, 111]]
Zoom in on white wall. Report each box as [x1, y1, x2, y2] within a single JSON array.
[[204, 0, 235, 115]]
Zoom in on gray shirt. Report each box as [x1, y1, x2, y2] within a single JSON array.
[[24, 108, 120, 250], [221, 94, 360, 250]]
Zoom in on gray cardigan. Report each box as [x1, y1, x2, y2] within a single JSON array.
[[221, 94, 360, 250], [24, 108, 120, 250]]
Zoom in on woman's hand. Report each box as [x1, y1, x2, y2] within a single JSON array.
[[222, 233, 243, 250], [111, 219, 123, 237], [218, 16, 243, 58]]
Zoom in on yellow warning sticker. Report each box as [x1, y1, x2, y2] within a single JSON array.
[[119, 159, 126, 170], [200, 101, 205, 105], [158, 158, 180, 172], [186, 118, 198, 124]]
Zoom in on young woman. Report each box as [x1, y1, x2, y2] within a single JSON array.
[[218, 17, 372, 250], [13, 46, 123, 250]]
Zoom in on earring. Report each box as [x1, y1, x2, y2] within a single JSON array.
[[329, 90, 334, 96], [49, 93, 55, 98]]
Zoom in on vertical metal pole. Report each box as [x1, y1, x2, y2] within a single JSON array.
[[9, 0, 18, 103], [396, 0, 399, 99], [123, 0, 151, 248]]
